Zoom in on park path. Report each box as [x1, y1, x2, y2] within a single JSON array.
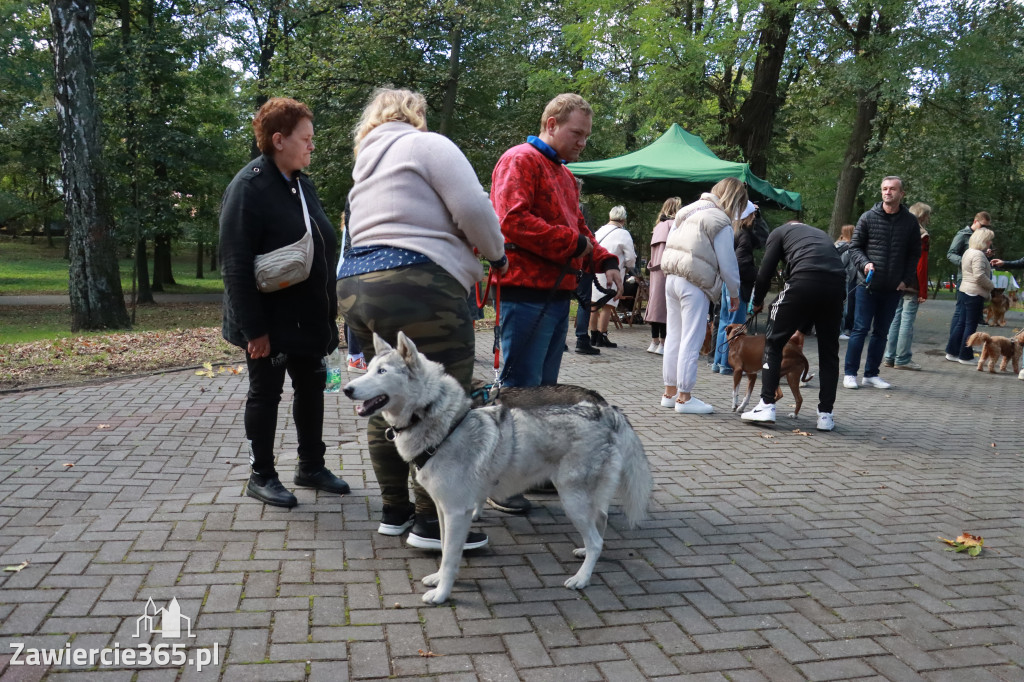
[[2, 299, 1023, 681]]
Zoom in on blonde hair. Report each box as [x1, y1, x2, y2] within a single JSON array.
[[840, 224, 855, 241], [710, 177, 749, 221], [909, 202, 931, 222], [609, 205, 627, 222], [539, 93, 592, 134], [969, 227, 994, 251], [353, 88, 427, 153], [658, 197, 682, 222]]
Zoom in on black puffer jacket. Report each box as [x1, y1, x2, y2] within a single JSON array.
[[849, 202, 921, 292], [734, 227, 757, 301], [219, 154, 339, 357]]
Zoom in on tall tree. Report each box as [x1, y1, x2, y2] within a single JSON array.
[[48, 0, 129, 330]]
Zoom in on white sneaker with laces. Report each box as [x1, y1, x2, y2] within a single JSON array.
[[816, 412, 835, 431], [675, 397, 713, 414], [741, 399, 776, 423], [843, 375, 859, 389], [861, 375, 891, 389], [647, 341, 659, 353]]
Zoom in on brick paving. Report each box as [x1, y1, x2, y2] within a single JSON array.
[[1, 299, 1023, 681]]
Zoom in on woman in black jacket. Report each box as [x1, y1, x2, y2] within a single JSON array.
[[711, 203, 759, 374], [219, 97, 348, 508]]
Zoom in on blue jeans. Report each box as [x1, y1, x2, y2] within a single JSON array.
[[500, 299, 570, 387], [945, 291, 984, 360], [844, 286, 901, 378], [712, 288, 748, 370], [883, 295, 920, 365]]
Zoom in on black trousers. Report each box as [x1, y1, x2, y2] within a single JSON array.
[[244, 352, 326, 477], [761, 276, 845, 414]]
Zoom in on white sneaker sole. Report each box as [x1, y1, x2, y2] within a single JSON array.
[[406, 533, 489, 551], [378, 518, 415, 536]]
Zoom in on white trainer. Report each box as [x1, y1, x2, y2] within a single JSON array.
[[655, 343, 665, 355], [816, 412, 835, 431], [861, 375, 891, 389], [675, 397, 713, 414], [741, 399, 776, 423], [660, 395, 676, 408], [843, 375, 859, 389], [957, 358, 975, 365], [647, 341, 659, 353], [945, 353, 959, 362]]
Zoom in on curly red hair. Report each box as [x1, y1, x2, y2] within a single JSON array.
[[252, 97, 314, 155]]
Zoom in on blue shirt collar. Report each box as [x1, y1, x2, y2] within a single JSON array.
[[527, 136, 566, 165]]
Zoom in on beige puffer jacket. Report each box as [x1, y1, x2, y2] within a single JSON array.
[[661, 193, 731, 301]]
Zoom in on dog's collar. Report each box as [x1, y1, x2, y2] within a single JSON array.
[[384, 413, 422, 441], [411, 407, 472, 471]]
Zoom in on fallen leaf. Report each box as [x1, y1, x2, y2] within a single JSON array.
[[759, 432, 775, 439], [792, 429, 810, 436], [3, 560, 29, 572], [63, 462, 74, 468], [97, 424, 110, 429], [991, 443, 997, 447], [939, 531, 984, 557], [418, 649, 442, 657]]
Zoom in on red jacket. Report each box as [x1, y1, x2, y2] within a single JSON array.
[[916, 232, 930, 295], [491, 144, 616, 295]]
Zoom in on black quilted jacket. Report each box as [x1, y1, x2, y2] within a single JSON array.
[[848, 202, 921, 292]]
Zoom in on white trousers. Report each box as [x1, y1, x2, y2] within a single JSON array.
[[663, 275, 710, 393]]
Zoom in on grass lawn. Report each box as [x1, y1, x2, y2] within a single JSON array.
[[0, 302, 224, 344], [0, 236, 224, 296]]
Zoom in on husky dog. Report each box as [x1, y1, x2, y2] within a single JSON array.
[[343, 332, 652, 604]]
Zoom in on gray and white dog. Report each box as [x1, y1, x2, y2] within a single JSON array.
[[343, 332, 653, 604]]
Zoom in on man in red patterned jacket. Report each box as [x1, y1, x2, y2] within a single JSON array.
[[486, 94, 622, 516], [491, 93, 622, 391]]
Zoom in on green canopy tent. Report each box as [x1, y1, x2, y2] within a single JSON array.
[[568, 124, 801, 211]]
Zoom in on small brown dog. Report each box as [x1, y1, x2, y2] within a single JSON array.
[[965, 330, 1023, 373], [725, 324, 814, 417], [984, 289, 1009, 327]]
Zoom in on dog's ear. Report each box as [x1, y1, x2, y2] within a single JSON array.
[[373, 333, 393, 355], [396, 331, 421, 368]]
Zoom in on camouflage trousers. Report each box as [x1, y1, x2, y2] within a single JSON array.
[[337, 262, 475, 515]]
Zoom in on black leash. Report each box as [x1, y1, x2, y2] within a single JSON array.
[[715, 311, 758, 354]]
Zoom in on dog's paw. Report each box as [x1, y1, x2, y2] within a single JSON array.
[[572, 547, 587, 558], [421, 572, 441, 587], [564, 573, 591, 590], [422, 587, 450, 604]]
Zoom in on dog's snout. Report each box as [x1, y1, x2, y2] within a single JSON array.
[[343, 385, 355, 398]]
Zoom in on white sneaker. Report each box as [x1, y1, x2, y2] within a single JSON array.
[[957, 358, 975, 365], [741, 399, 776, 423], [655, 343, 665, 355], [843, 375, 859, 389], [816, 412, 835, 431], [861, 375, 891, 389], [675, 397, 713, 414], [647, 342, 659, 353], [839, 333, 850, 340], [945, 353, 959, 362], [660, 395, 676, 408]]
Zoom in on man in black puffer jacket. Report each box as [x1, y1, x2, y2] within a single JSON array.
[[843, 176, 921, 390]]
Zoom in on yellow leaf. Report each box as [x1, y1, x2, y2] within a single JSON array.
[[203, 362, 213, 371], [3, 560, 29, 572]]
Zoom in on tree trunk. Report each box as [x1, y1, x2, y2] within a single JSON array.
[[828, 89, 879, 238], [135, 238, 154, 303], [438, 25, 462, 138], [151, 233, 175, 289], [49, 0, 129, 331], [195, 239, 204, 279], [728, 0, 797, 178], [209, 242, 217, 272]]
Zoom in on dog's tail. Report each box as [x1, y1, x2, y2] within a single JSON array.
[[608, 407, 652, 528], [799, 355, 814, 384], [966, 331, 990, 347]]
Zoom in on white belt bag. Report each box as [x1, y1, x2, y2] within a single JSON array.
[[253, 181, 314, 293]]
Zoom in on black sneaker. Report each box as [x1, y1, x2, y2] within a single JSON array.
[[293, 467, 351, 495], [406, 515, 488, 551], [575, 339, 600, 355], [378, 503, 415, 536], [527, 480, 557, 494], [246, 473, 297, 508], [486, 493, 531, 515]]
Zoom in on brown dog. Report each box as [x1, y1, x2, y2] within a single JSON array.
[[965, 330, 1023, 373], [984, 289, 1009, 327], [725, 324, 814, 417]]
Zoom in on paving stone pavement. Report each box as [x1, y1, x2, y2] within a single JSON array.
[[2, 299, 1023, 681]]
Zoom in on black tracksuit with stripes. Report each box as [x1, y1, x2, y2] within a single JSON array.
[[752, 222, 846, 413]]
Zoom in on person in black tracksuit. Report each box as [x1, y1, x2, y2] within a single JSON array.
[[743, 221, 846, 431]]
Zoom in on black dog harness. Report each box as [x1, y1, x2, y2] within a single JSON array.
[[384, 406, 473, 471]]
